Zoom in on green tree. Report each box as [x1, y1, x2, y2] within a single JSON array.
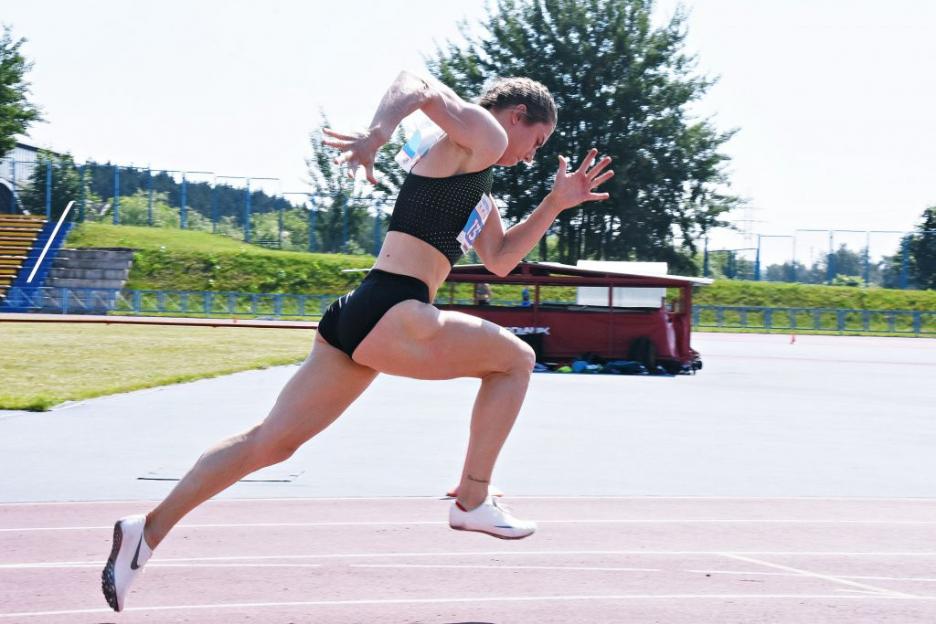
[[429, 0, 739, 272], [18, 151, 88, 220], [306, 115, 404, 254], [883, 207, 936, 289], [0, 26, 41, 156], [910, 207, 936, 289]]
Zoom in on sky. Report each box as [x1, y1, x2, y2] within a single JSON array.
[[5, 0, 935, 263]]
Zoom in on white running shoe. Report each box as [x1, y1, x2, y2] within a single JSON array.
[[449, 496, 536, 540], [101, 514, 153, 612]]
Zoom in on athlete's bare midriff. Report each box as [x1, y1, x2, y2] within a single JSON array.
[[372, 231, 453, 301]]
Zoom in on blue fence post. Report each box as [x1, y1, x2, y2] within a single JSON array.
[[133, 290, 142, 314], [180, 173, 188, 229], [278, 204, 284, 247], [113, 165, 120, 225], [342, 201, 349, 253], [147, 169, 154, 226], [899, 238, 910, 289], [10, 159, 17, 213], [912, 311, 921, 335], [826, 231, 834, 283], [373, 204, 382, 256], [45, 161, 52, 219], [211, 184, 218, 234], [754, 235, 762, 281], [791, 237, 797, 282], [78, 165, 86, 222], [863, 232, 871, 286], [244, 180, 252, 243], [308, 201, 317, 252]]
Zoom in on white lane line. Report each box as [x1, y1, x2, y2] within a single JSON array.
[[11, 562, 326, 569], [2, 593, 934, 618], [688, 569, 793, 577], [7, 518, 936, 532], [689, 569, 936, 584], [3, 495, 935, 506], [721, 553, 917, 599], [351, 564, 661, 572], [5, 550, 936, 570]]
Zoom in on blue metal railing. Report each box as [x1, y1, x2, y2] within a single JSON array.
[[0, 221, 74, 312], [2, 288, 933, 335], [693, 305, 934, 335], [1, 286, 334, 319]]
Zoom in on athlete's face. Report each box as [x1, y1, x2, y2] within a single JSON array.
[[497, 106, 554, 167]]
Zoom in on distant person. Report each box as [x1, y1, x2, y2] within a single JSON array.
[[474, 281, 492, 305], [521, 286, 531, 307], [101, 70, 612, 612]]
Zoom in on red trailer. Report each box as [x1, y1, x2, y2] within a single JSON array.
[[438, 261, 713, 373]]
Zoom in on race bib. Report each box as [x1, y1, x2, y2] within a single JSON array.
[[456, 194, 496, 254]]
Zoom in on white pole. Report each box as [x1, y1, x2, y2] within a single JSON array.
[[27, 200, 75, 284]]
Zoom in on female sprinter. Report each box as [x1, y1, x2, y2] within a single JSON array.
[[102, 71, 613, 612]]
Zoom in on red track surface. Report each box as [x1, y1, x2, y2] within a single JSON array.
[[2, 496, 935, 623]]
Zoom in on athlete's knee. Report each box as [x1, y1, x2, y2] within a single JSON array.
[[507, 339, 536, 375]]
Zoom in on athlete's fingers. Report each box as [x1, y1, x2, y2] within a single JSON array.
[[586, 156, 612, 180], [576, 148, 599, 175], [591, 170, 615, 188], [586, 191, 611, 201], [557, 154, 568, 176], [365, 163, 378, 185], [322, 128, 356, 140]]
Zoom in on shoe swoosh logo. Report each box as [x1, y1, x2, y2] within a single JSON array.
[[130, 534, 144, 570]]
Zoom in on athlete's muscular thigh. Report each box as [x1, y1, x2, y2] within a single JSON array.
[[255, 335, 378, 452], [353, 301, 532, 380]]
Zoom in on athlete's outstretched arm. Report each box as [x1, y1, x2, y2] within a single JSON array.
[[473, 149, 614, 277], [322, 70, 506, 183]]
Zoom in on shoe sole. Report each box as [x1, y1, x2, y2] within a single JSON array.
[[101, 521, 122, 611], [449, 524, 534, 540]]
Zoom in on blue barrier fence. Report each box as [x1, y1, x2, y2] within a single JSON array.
[[2, 286, 933, 335], [2, 286, 333, 318], [693, 305, 934, 335]]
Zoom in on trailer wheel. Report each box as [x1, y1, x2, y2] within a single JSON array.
[[628, 336, 657, 372]]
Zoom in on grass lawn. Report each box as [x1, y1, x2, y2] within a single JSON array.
[[0, 323, 314, 411]]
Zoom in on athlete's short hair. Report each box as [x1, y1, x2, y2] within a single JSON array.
[[479, 77, 557, 126]]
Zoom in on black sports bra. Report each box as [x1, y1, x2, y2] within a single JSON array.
[[387, 167, 495, 265]]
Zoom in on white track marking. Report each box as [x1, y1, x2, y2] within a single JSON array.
[[2, 495, 935, 506], [2, 593, 934, 618], [690, 569, 936, 583], [6, 518, 936, 532], [351, 564, 662, 572], [688, 569, 795, 577], [6, 550, 936, 570], [721, 553, 917, 598]]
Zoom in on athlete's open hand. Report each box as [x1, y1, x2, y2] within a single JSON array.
[[548, 149, 613, 211], [322, 128, 382, 185]]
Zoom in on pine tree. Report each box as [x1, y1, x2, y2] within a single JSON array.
[[429, 0, 740, 272]]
